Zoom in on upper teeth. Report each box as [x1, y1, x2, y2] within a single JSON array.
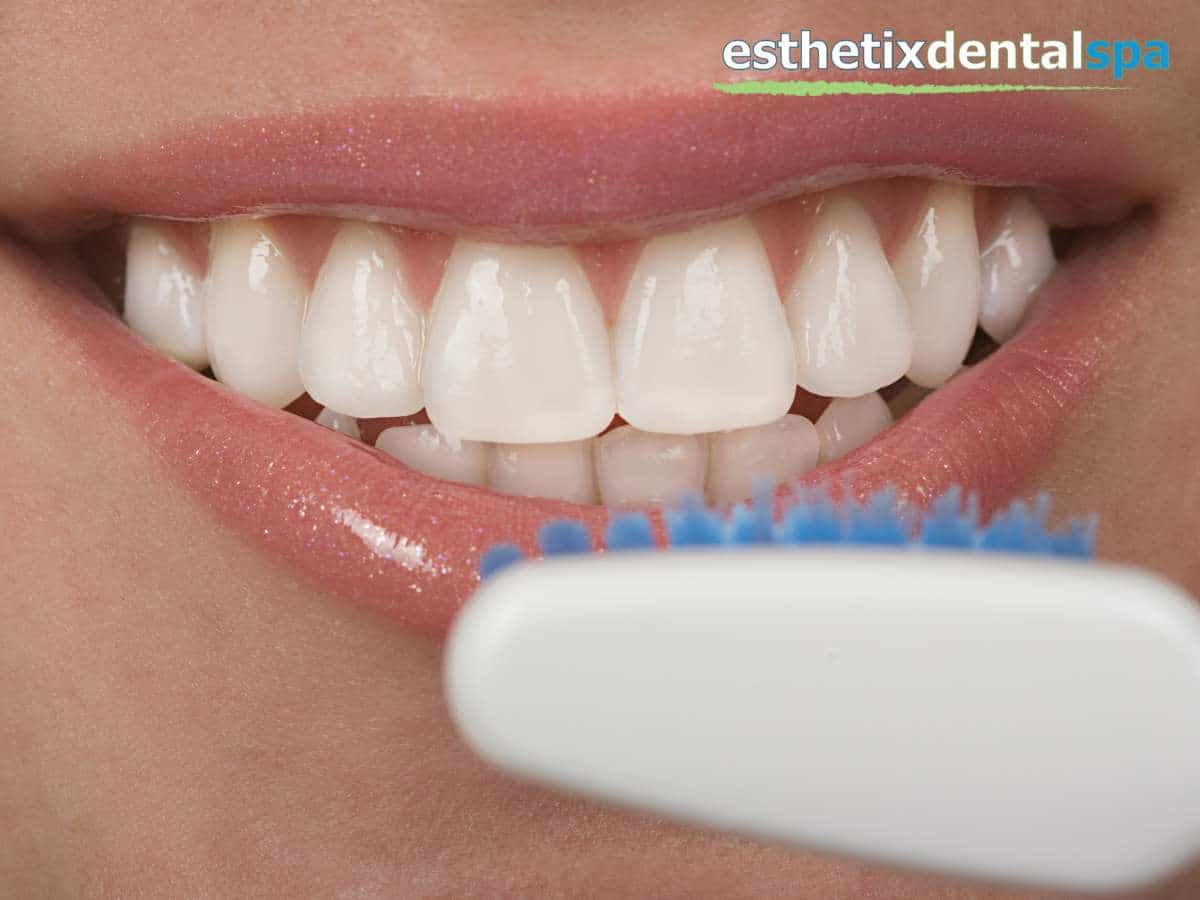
[[122, 180, 1055, 504]]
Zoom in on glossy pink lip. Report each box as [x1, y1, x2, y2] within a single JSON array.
[[11, 92, 1136, 244], [12, 210, 1142, 639]]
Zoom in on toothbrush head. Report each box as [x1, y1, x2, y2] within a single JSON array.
[[479, 486, 1097, 579]]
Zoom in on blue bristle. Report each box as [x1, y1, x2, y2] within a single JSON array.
[[728, 484, 776, 545], [479, 543, 524, 579], [777, 490, 842, 544], [918, 487, 979, 548], [845, 489, 911, 545], [537, 520, 593, 556], [605, 512, 656, 551], [665, 494, 725, 546], [477, 484, 1097, 577]]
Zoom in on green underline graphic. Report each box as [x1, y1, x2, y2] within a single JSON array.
[[713, 80, 1125, 96]]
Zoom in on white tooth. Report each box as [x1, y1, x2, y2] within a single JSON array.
[[893, 183, 981, 388], [204, 220, 306, 408], [299, 222, 424, 418], [421, 241, 615, 443], [815, 393, 893, 463], [614, 216, 796, 433], [488, 441, 596, 504], [375, 425, 487, 486], [314, 407, 361, 440], [787, 195, 913, 398], [978, 195, 1056, 342], [123, 221, 208, 369], [707, 415, 820, 506], [594, 426, 708, 507]]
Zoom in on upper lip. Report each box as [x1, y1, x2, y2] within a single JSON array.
[[6, 90, 1144, 245], [3, 88, 1155, 639]]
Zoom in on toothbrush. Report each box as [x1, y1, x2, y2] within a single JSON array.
[[444, 489, 1200, 893]]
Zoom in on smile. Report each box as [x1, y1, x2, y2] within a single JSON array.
[[6, 91, 1151, 636]]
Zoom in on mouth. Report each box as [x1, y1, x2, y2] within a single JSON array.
[[6, 91, 1156, 637]]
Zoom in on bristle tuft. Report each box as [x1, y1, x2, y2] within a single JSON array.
[[665, 494, 725, 546], [605, 513, 655, 551], [537, 520, 593, 556], [479, 543, 524, 579]]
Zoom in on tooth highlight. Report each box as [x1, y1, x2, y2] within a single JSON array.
[[299, 223, 424, 418], [893, 183, 981, 388], [707, 415, 820, 506], [614, 216, 796, 433], [204, 220, 307, 408], [788, 195, 913, 398], [123, 221, 208, 370], [488, 441, 597, 504], [979, 195, 1056, 342], [314, 407, 361, 440], [594, 427, 708, 507], [815, 393, 894, 463], [421, 242, 615, 443], [375, 425, 486, 486]]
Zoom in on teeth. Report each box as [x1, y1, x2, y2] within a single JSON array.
[[299, 223, 424, 418], [204, 220, 307, 408], [421, 242, 614, 444], [814, 393, 894, 463], [123, 221, 208, 370], [375, 425, 486, 486], [314, 407, 361, 440], [613, 216, 796, 433], [978, 195, 1056, 342], [707, 415, 820, 505], [488, 442, 597, 504], [893, 184, 981, 388], [594, 426, 708, 507], [787, 195, 913, 398]]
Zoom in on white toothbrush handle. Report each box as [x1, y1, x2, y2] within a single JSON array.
[[445, 549, 1200, 892]]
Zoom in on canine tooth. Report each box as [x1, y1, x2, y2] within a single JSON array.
[[979, 195, 1056, 342], [375, 425, 487, 486], [787, 195, 913, 397], [815, 393, 893, 463], [314, 407, 361, 440], [488, 441, 596, 504], [614, 217, 796, 433], [594, 426, 708, 507], [204, 220, 306, 408], [421, 242, 615, 443], [707, 415, 820, 506], [123, 221, 208, 369], [299, 222, 424, 418], [893, 183, 981, 388]]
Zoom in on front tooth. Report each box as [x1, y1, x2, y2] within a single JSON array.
[[893, 183, 981, 388], [614, 216, 796, 433], [594, 426, 708, 507], [123, 221, 208, 370], [978, 195, 1056, 342], [204, 220, 307, 408], [375, 425, 487, 486], [787, 195, 913, 397], [707, 415, 820, 506], [420, 242, 614, 443], [299, 222, 424, 418], [488, 441, 596, 504], [314, 407, 361, 440], [814, 393, 893, 463]]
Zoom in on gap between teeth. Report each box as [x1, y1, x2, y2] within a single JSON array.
[[122, 181, 1056, 504]]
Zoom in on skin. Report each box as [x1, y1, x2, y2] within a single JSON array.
[[1, 2, 1198, 897]]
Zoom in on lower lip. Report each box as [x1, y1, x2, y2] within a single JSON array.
[[24, 224, 1138, 639]]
